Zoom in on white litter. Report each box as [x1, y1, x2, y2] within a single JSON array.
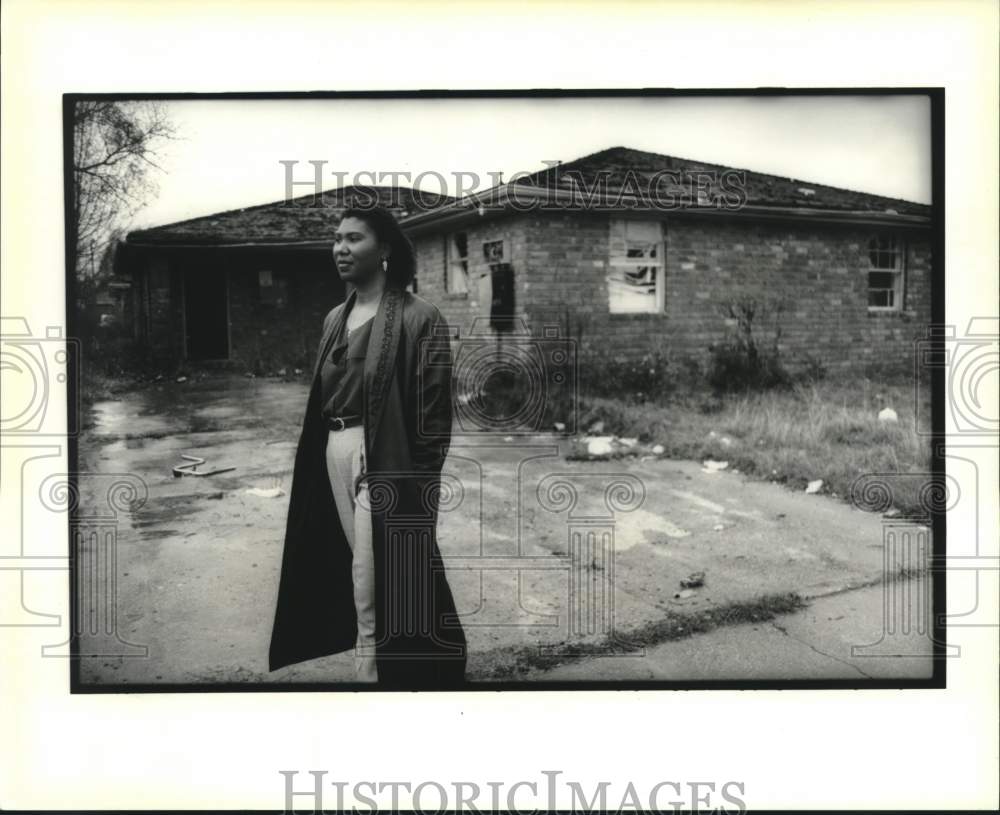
[[652, 444, 665, 455], [805, 479, 824, 494], [702, 459, 729, 473], [619, 437, 638, 447], [878, 407, 899, 423], [586, 436, 615, 456], [245, 487, 285, 499], [176, 376, 187, 383], [588, 420, 605, 434], [713, 523, 726, 532], [553, 421, 566, 432]]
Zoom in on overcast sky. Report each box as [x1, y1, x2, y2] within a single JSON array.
[[133, 95, 931, 230]]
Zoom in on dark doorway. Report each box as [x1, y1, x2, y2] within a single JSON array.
[[183, 269, 229, 360]]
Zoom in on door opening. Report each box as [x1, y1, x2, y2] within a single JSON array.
[[183, 269, 229, 360]]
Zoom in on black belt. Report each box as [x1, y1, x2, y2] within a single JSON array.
[[323, 414, 363, 431]]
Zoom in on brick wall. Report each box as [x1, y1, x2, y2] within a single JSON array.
[[412, 211, 933, 376], [134, 247, 345, 371]]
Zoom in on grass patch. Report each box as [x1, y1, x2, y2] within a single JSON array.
[[573, 375, 931, 516], [470, 591, 807, 681]]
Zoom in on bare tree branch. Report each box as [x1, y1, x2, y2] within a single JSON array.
[[71, 100, 176, 283]]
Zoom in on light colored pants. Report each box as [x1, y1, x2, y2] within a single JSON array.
[[324, 426, 378, 683]]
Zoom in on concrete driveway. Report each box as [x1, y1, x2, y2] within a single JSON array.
[[75, 373, 930, 685]]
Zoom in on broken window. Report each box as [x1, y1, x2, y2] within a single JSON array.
[[446, 232, 469, 295], [608, 218, 664, 313], [867, 235, 904, 310]]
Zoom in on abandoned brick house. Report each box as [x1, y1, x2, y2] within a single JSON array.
[[115, 146, 932, 376]]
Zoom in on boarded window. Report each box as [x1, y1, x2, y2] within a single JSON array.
[[608, 219, 664, 313], [446, 232, 469, 295], [867, 235, 904, 310]]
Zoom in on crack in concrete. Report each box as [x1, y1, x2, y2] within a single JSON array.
[[770, 620, 874, 678]]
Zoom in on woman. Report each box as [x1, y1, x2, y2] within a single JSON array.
[[269, 205, 467, 688]]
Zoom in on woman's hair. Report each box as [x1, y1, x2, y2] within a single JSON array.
[[339, 205, 417, 289]]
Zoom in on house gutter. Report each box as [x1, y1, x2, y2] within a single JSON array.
[[399, 184, 931, 234]]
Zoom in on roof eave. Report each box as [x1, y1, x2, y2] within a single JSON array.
[[399, 184, 931, 234]]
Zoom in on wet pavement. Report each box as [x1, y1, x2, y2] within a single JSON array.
[[76, 374, 929, 685]]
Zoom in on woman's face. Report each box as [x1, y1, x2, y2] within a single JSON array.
[[333, 216, 385, 285]]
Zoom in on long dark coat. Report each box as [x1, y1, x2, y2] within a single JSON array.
[[268, 286, 467, 688]]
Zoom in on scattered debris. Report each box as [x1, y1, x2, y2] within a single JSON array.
[[586, 436, 615, 456], [805, 479, 824, 494], [277, 367, 287, 376], [176, 376, 188, 383], [503, 436, 514, 442], [680, 571, 705, 589], [566, 436, 666, 461], [588, 420, 605, 434], [878, 407, 899, 423], [713, 523, 726, 532], [171, 454, 236, 478], [672, 588, 696, 600], [294, 368, 303, 375], [245, 486, 285, 499], [885, 507, 901, 517], [702, 459, 729, 473], [553, 421, 566, 432]]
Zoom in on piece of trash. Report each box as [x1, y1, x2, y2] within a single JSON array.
[[680, 571, 705, 589], [619, 437, 637, 447], [805, 479, 824, 494], [175, 376, 188, 383], [586, 436, 615, 456], [294, 368, 303, 375], [713, 523, 726, 532], [588, 420, 605, 434], [672, 589, 696, 600], [277, 368, 287, 376], [702, 459, 729, 473], [878, 407, 898, 423], [171, 454, 236, 478], [885, 507, 900, 517], [720, 436, 732, 447], [245, 486, 285, 499], [503, 436, 514, 442], [652, 444, 665, 455], [553, 421, 566, 432]]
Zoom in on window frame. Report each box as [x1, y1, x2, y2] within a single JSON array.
[[607, 218, 665, 315], [866, 234, 906, 312], [445, 231, 470, 296]]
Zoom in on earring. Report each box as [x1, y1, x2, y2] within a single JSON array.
[[381, 257, 388, 273]]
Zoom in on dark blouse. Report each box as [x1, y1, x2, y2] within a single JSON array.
[[319, 314, 373, 419]]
